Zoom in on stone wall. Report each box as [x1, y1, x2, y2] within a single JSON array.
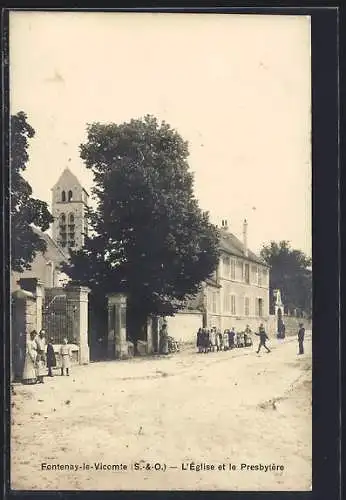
[[283, 315, 312, 336], [267, 315, 312, 337], [165, 311, 203, 343]]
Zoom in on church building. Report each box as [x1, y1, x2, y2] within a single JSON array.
[[11, 166, 89, 290], [51, 167, 89, 251]]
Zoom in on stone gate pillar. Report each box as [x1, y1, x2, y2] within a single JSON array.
[[66, 286, 90, 364], [18, 278, 44, 332], [35, 280, 44, 332], [146, 316, 154, 354], [11, 289, 37, 381], [107, 293, 128, 359]]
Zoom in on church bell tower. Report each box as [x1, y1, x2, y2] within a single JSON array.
[[51, 167, 89, 251]]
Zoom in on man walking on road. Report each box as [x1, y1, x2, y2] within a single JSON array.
[[255, 324, 271, 354], [297, 323, 305, 355]]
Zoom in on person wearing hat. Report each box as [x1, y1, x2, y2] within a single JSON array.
[[297, 323, 305, 355]]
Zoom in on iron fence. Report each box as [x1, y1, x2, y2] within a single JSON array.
[[42, 293, 78, 345]]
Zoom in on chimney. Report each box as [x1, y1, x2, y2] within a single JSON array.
[[243, 219, 248, 257]]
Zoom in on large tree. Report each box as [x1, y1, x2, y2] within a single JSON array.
[[11, 112, 53, 272], [64, 115, 220, 341], [260, 240, 312, 317]]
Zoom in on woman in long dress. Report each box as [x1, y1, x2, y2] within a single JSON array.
[[22, 331, 38, 385], [196, 328, 203, 353], [215, 329, 221, 352], [159, 323, 169, 355], [223, 330, 230, 351]]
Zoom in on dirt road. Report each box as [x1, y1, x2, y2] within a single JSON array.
[[11, 335, 311, 491]]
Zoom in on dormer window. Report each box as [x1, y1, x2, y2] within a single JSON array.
[[68, 190, 73, 201], [61, 190, 66, 202]]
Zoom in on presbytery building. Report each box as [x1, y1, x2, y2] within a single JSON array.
[[166, 219, 270, 340], [204, 219, 270, 331]]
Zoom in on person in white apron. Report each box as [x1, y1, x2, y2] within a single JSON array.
[[60, 338, 72, 376], [223, 330, 229, 350], [209, 327, 216, 352]]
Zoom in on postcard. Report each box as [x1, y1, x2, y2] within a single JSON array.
[[9, 10, 313, 492]]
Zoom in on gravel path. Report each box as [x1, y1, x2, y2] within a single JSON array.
[[11, 335, 312, 491]]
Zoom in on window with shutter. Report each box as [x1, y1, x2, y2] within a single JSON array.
[[231, 295, 236, 315]]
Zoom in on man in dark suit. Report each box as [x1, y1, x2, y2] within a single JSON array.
[[298, 323, 305, 355], [255, 324, 271, 353]]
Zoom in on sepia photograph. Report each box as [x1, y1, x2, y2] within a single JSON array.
[[9, 11, 312, 491]]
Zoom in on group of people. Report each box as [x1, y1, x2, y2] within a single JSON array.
[[196, 325, 254, 353], [196, 322, 306, 356], [22, 329, 73, 385]]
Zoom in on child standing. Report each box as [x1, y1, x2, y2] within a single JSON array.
[[209, 327, 216, 352], [60, 338, 72, 376], [215, 329, 222, 351], [223, 330, 229, 351], [46, 338, 57, 377]]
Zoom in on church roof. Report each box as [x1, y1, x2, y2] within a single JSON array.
[[219, 230, 268, 266], [32, 226, 69, 263], [52, 167, 83, 189]]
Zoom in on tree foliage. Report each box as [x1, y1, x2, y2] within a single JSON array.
[[260, 240, 312, 317], [11, 112, 53, 272], [64, 115, 220, 338]]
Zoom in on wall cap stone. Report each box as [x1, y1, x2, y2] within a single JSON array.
[[65, 285, 91, 293], [12, 289, 35, 300], [107, 293, 127, 305]]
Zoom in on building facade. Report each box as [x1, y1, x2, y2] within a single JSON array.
[[165, 219, 270, 340], [51, 167, 89, 251], [204, 220, 270, 332]]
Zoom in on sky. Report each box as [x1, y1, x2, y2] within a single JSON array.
[[10, 11, 312, 257]]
